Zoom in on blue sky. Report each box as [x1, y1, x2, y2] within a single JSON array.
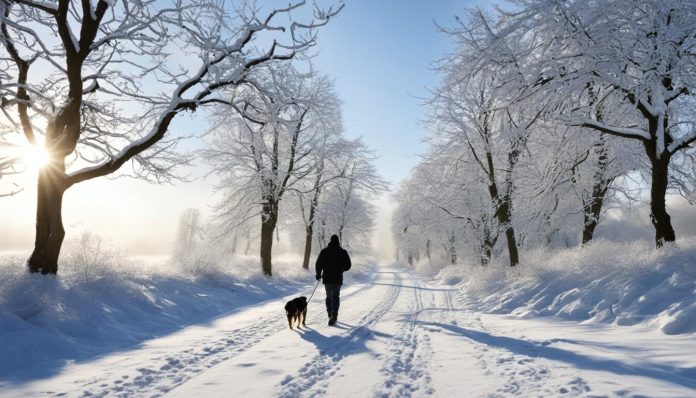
[[310, 0, 473, 185]]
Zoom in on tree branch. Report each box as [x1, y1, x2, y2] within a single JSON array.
[[14, 0, 58, 15], [577, 119, 650, 141]]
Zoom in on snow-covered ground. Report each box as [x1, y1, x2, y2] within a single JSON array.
[[1, 263, 694, 397], [438, 238, 696, 336], [0, 253, 357, 386]]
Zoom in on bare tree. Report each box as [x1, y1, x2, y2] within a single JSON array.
[[0, 0, 341, 274]]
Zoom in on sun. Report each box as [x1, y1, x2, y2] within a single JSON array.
[[24, 145, 51, 170]]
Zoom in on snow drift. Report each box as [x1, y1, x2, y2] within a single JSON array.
[[439, 238, 696, 335], [0, 251, 372, 381]]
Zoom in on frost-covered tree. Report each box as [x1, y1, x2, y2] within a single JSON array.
[[428, 65, 545, 266], [567, 0, 696, 247], [204, 67, 342, 276], [172, 207, 218, 274], [395, 3, 653, 269], [314, 137, 387, 253], [291, 92, 344, 269], [0, 0, 341, 274], [174, 208, 203, 256], [470, 0, 696, 247]]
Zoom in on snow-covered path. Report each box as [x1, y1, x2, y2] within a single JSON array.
[[4, 267, 695, 397]]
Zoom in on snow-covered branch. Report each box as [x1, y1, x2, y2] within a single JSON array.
[[577, 119, 651, 141], [0, 0, 340, 185]]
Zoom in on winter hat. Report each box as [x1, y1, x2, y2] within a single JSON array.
[[330, 234, 340, 245]]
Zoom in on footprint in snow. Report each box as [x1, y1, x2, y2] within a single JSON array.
[[280, 375, 294, 385]]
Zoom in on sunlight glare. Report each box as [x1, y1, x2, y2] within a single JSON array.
[[24, 145, 51, 170]]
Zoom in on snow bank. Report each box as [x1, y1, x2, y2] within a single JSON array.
[[441, 239, 696, 335], [0, 250, 373, 381]]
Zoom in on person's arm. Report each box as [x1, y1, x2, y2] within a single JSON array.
[[343, 249, 352, 271], [315, 250, 324, 280]]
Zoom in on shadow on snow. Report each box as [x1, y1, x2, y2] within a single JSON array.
[[415, 320, 696, 390], [295, 322, 392, 358]]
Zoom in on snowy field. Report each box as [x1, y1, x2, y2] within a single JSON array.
[[1, 249, 695, 397]]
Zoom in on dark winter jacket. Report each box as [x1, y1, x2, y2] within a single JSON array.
[[315, 241, 352, 285]]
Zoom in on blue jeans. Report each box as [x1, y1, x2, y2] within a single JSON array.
[[324, 283, 341, 317]]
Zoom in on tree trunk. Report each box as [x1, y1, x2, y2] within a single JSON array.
[[244, 234, 252, 255], [497, 199, 519, 266], [503, 225, 519, 266], [318, 219, 327, 248], [480, 243, 492, 266], [581, 189, 607, 245], [647, 150, 676, 247], [231, 231, 238, 255], [582, 135, 612, 245], [481, 230, 494, 266], [336, 178, 353, 244], [448, 231, 457, 265], [260, 200, 278, 277], [302, 223, 314, 270], [27, 165, 67, 274], [478, 217, 495, 266], [485, 150, 519, 267], [581, 182, 610, 245], [302, 183, 321, 270]]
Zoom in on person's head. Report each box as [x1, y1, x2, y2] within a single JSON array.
[[329, 234, 340, 247]]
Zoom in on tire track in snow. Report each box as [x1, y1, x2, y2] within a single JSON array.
[[44, 277, 385, 398], [374, 275, 435, 398], [72, 314, 286, 398], [28, 276, 386, 397], [277, 271, 403, 398], [79, 276, 392, 398]]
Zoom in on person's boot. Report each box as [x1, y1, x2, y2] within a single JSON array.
[[329, 313, 337, 326]]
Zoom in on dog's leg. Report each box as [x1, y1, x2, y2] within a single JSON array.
[[287, 314, 293, 329], [302, 308, 307, 326]]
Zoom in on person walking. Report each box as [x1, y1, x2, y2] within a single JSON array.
[[315, 234, 352, 326]]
